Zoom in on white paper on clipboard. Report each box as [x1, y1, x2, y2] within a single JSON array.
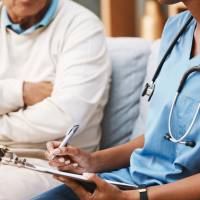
[[25, 163, 138, 190]]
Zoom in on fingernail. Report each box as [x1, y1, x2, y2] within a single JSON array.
[[65, 160, 71, 165], [83, 173, 93, 179], [58, 157, 65, 163], [53, 149, 60, 155], [72, 163, 79, 168], [49, 154, 55, 160]]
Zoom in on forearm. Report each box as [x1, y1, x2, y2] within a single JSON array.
[[125, 173, 200, 200], [92, 135, 144, 173], [0, 98, 70, 143]]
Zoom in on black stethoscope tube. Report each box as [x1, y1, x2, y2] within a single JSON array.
[[152, 15, 194, 83], [142, 15, 194, 101], [178, 67, 200, 93]]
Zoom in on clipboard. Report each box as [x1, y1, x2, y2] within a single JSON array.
[[0, 146, 138, 191], [25, 162, 138, 191]]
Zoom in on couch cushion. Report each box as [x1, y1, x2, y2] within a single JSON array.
[[131, 40, 161, 138], [100, 37, 151, 149]]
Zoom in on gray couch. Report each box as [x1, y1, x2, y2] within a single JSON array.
[[100, 37, 160, 149]]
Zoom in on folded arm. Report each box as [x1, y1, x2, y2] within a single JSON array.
[[0, 16, 110, 144], [0, 79, 52, 115]]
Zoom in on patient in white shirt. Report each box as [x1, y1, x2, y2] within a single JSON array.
[[0, 0, 111, 199]]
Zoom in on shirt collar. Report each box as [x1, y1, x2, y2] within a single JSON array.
[[2, 0, 58, 35]]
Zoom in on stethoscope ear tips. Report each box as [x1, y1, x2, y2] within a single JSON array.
[[164, 133, 171, 141], [164, 133, 196, 148], [185, 141, 196, 148]]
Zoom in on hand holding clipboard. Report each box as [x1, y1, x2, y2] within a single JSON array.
[[46, 125, 138, 192], [0, 125, 138, 193]]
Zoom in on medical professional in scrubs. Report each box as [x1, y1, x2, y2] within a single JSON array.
[[32, 0, 200, 199]]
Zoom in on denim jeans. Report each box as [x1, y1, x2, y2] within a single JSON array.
[[31, 185, 80, 200]]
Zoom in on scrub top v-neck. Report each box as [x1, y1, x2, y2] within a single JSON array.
[[100, 11, 200, 187]]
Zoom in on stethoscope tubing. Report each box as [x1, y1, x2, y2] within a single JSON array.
[[151, 15, 194, 83], [142, 13, 200, 147], [142, 15, 194, 102], [168, 92, 200, 143], [168, 66, 200, 143]]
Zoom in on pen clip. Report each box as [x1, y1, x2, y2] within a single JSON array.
[[50, 125, 80, 160], [68, 125, 79, 136]]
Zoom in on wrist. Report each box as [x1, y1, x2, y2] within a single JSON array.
[[123, 190, 140, 200], [90, 151, 100, 172], [138, 188, 148, 200], [23, 81, 31, 106]]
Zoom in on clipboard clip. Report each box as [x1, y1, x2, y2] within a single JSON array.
[[0, 145, 27, 167]]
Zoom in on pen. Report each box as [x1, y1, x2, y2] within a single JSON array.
[[50, 125, 79, 160]]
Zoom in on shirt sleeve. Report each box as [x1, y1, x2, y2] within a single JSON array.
[[0, 79, 24, 115], [0, 15, 111, 143]]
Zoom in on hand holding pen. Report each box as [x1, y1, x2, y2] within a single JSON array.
[[46, 125, 96, 174], [49, 125, 80, 161]]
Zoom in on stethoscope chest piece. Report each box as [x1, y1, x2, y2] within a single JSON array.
[[142, 82, 155, 101]]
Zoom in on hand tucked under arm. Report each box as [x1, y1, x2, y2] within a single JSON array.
[[0, 15, 110, 144], [23, 81, 53, 107]]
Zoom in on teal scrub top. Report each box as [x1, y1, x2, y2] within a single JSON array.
[[1, 0, 58, 35], [100, 11, 200, 187]]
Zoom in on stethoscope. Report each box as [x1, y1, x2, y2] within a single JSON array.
[[142, 14, 200, 148]]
